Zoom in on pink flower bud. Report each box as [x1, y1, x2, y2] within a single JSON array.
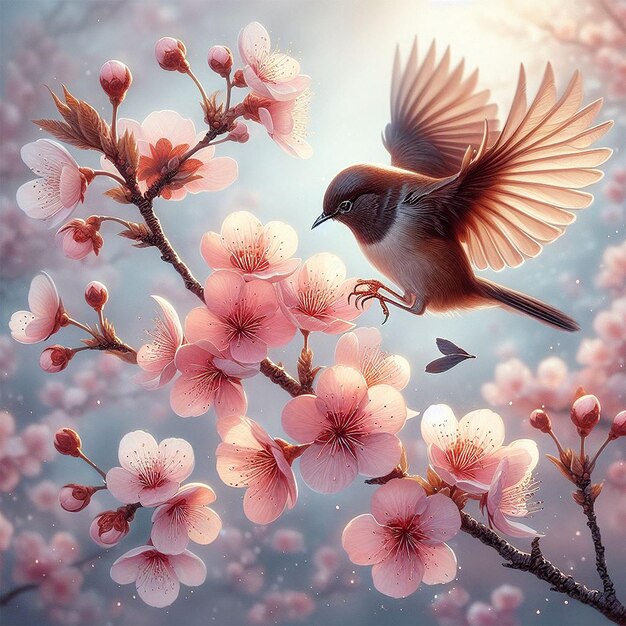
[[99, 60, 132, 104], [227, 121, 249, 143], [154, 37, 189, 72], [609, 410, 626, 440], [59, 484, 96, 512], [89, 506, 134, 547], [56, 218, 103, 260], [208, 45, 233, 78], [40, 345, 74, 373], [232, 69, 247, 88], [84, 281, 108, 311], [54, 428, 82, 457], [571, 394, 601, 437], [529, 409, 552, 433]]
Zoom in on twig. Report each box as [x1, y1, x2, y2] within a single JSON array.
[[260, 358, 304, 397], [460, 512, 626, 624]]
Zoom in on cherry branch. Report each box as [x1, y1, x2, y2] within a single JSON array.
[[460, 512, 625, 625]]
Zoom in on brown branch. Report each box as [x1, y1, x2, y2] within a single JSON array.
[[260, 358, 304, 397], [461, 512, 626, 625]]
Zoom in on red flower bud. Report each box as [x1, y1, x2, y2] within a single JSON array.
[[232, 69, 247, 88], [154, 37, 189, 72], [530, 409, 552, 433], [54, 428, 82, 457], [609, 410, 626, 440], [40, 345, 74, 373], [59, 484, 96, 512], [207, 45, 233, 78], [56, 218, 103, 260], [571, 394, 601, 437], [227, 121, 249, 143], [89, 506, 135, 547], [84, 281, 109, 311], [99, 60, 132, 104]]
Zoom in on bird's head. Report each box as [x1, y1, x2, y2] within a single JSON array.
[[313, 164, 399, 245]]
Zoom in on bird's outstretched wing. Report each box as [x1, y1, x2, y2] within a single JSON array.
[[450, 64, 612, 272], [383, 39, 499, 177]]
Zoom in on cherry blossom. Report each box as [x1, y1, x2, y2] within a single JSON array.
[[243, 91, 313, 158], [484, 448, 541, 538], [56, 217, 103, 260], [170, 342, 256, 417], [420, 405, 537, 493], [200, 210, 300, 282], [342, 478, 460, 598], [216, 415, 298, 524], [278, 253, 364, 334], [110, 545, 206, 608], [185, 271, 296, 363], [282, 365, 407, 493], [16, 139, 89, 224], [150, 483, 222, 554], [102, 110, 238, 200], [238, 22, 310, 101], [9, 272, 67, 344], [105, 430, 194, 507], [136, 295, 184, 389]]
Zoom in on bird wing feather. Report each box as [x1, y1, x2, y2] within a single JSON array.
[[451, 64, 613, 272], [383, 39, 499, 177]]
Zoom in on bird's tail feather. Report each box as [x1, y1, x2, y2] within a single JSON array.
[[476, 278, 579, 332]]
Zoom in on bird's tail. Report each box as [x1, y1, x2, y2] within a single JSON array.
[[476, 278, 579, 332]]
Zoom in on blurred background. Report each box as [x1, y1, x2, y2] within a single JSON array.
[[0, 0, 624, 624]]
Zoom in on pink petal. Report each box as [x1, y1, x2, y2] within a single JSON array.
[[176, 482, 217, 506], [238, 22, 271, 66], [59, 164, 83, 208], [16, 178, 65, 220], [257, 309, 296, 348], [229, 335, 268, 364], [299, 443, 358, 494], [420, 404, 459, 449], [360, 384, 407, 434], [118, 430, 159, 470], [458, 409, 505, 450], [200, 231, 232, 270], [170, 374, 215, 418], [371, 478, 427, 525], [214, 381, 247, 419], [158, 437, 194, 482], [335, 332, 360, 369], [9, 311, 41, 344], [216, 414, 262, 448], [28, 272, 59, 318], [263, 220, 298, 264], [136, 554, 180, 607], [203, 271, 245, 316], [141, 110, 197, 148], [491, 509, 540, 538], [153, 295, 183, 346], [315, 366, 368, 418], [110, 545, 154, 584], [169, 550, 207, 586], [341, 514, 388, 565], [184, 306, 219, 345], [184, 157, 238, 193], [21, 139, 74, 176], [354, 432, 402, 477], [371, 550, 425, 598], [187, 507, 222, 545], [281, 395, 325, 443], [243, 473, 290, 524], [150, 508, 190, 554], [418, 542, 458, 585], [418, 493, 462, 545], [106, 466, 143, 504], [139, 481, 180, 507]]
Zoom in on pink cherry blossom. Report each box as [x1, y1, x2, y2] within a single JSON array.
[[16, 139, 89, 224], [39, 566, 84, 606], [110, 545, 206, 608], [216, 415, 298, 524], [185, 271, 296, 363], [282, 365, 407, 493], [0, 511, 14, 550], [243, 91, 312, 158], [485, 450, 541, 538], [170, 342, 256, 417], [420, 405, 537, 493], [335, 327, 410, 389], [136, 295, 184, 389], [151, 483, 222, 554], [238, 22, 310, 101], [9, 272, 66, 344], [200, 211, 300, 282], [105, 430, 194, 507], [342, 478, 460, 598], [278, 253, 365, 334], [102, 110, 238, 200]]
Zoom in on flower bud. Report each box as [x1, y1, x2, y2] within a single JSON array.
[[59, 484, 95, 512], [40, 345, 74, 373], [84, 281, 108, 311], [154, 37, 189, 72], [89, 506, 134, 547], [530, 409, 552, 433], [232, 69, 247, 88], [609, 410, 626, 440], [207, 45, 233, 78], [227, 121, 249, 143], [54, 428, 82, 457], [571, 394, 601, 437], [99, 60, 132, 104], [56, 218, 103, 260]]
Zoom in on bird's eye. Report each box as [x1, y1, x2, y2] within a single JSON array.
[[338, 200, 353, 213]]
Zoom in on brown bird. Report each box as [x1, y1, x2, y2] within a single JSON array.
[[313, 41, 613, 331]]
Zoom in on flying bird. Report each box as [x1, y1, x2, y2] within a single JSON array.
[[313, 41, 613, 331]]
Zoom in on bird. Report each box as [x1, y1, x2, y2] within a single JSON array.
[[312, 40, 613, 331]]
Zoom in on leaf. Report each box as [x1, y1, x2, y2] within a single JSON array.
[[426, 353, 475, 374], [33, 119, 93, 150], [117, 130, 139, 173], [77, 100, 106, 149], [105, 186, 131, 204], [118, 222, 152, 247], [436, 337, 470, 356], [546, 454, 574, 483], [590, 482, 603, 502], [571, 490, 585, 505]]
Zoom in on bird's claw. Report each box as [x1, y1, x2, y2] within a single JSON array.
[[348, 280, 391, 324]]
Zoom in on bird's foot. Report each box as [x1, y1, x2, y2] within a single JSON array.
[[349, 279, 393, 323]]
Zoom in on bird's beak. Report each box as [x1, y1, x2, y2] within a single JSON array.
[[311, 213, 333, 229]]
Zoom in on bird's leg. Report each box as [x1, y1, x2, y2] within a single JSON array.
[[349, 280, 423, 323]]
